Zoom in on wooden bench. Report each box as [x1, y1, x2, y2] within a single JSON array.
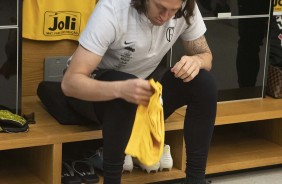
[[0, 38, 281, 184]]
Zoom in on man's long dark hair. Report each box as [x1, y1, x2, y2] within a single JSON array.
[[130, 0, 195, 25]]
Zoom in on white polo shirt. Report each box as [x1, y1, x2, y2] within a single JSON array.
[[79, 0, 206, 79]]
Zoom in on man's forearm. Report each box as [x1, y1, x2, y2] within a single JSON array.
[[182, 35, 213, 70]]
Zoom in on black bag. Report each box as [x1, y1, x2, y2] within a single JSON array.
[[0, 106, 29, 133], [269, 15, 282, 67], [266, 65, 282, 98], [266, 15, 282, 98]]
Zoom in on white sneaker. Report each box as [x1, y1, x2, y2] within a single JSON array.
[[133, 158, 160, 174], [123, 154, 133, 173], [159, 144, 173, 171]]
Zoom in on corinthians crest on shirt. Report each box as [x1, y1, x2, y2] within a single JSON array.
[[44, 11, 81, 37]]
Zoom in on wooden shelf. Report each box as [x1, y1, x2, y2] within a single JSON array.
[[207, 126, 282, 174], [0, 97, 101, 150], [0, 96, 184, 151], [0, 153, 45, 184], [92, 168, 185, 184], [0, 96, 281, 183], [2, 96, 281, 151], [0, 166, 44, 184], [175, 97, 282, 125], [122, 168, 185, 184]]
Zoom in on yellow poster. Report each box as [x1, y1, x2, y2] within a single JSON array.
[[23, 0, 97, 41], [274, 0, 282, 15]]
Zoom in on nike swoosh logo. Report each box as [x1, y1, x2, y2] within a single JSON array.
[[124, 41, 134, 45]]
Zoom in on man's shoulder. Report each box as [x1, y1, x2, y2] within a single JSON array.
[[100, 0, 131, 11], [102, 0, 135, 23], [113, 0, 132, 12]]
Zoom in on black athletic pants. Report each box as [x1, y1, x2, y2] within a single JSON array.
[[68, 69, 217, 184]]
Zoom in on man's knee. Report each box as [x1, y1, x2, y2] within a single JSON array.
[[192, 70, 217, 101]]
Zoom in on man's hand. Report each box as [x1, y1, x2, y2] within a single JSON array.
[[171, 55, 201, 82], [119, 79, 154, 106]]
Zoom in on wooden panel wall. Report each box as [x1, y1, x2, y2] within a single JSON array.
[[22, 39, 78, 97]]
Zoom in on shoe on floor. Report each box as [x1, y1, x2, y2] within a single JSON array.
[[85, 148, 134, 174], [133, 157, 160, 173], [72, 159, 99, 184], [61, 161, 82, 184], [159, 144, 173, 171], [123, 154, 134, 173], [85, 147, 104, 172]]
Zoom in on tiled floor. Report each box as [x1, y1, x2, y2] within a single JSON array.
[[150, 165, 282, 184], [208, 166, 282, 184]]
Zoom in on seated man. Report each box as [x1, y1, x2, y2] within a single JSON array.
[[61, 0, 217, 183]]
